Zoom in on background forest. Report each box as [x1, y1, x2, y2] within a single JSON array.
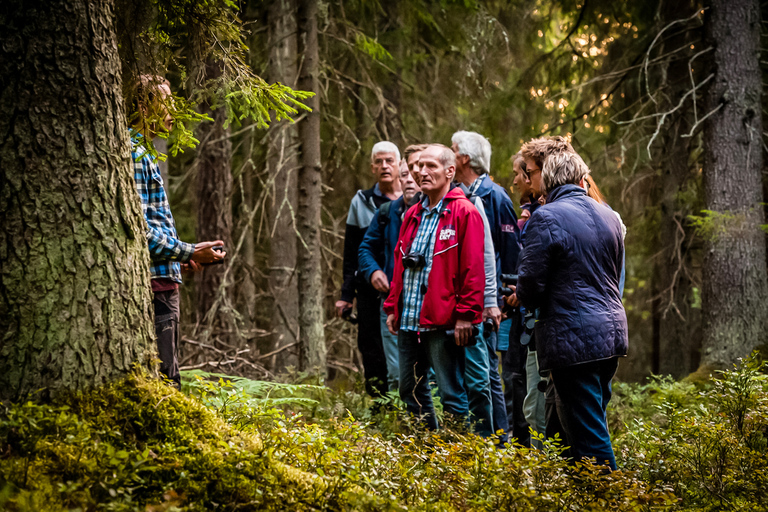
[[153, 0, 768, 384], [2, 0, 768, 510]]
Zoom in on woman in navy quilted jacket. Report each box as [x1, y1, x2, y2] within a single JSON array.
[[516, 136, 627, 471]]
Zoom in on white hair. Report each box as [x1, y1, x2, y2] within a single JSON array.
[[542, 151, 590, 192], [371, 141, 400, 162], [451, 131, 492, 174]]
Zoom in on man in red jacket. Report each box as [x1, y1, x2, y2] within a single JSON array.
[[384, 144, 485, 429]]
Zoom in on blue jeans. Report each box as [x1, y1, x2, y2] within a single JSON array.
[[398, 330, 469, 430], [485, 330, 509, 443], [463, 323, 494, 437], [551, 357, 619, 470], [379, 306, 399, 391]]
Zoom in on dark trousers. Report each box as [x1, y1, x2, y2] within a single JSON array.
[[551, 357, 619, 470], [153, 289, 181, 389], [356, 284, 389, 398], [502, 332, 530, 447]]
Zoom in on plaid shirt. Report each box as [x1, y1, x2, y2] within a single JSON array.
[[400, 197, 444, 332], [468, 173, 487, 196], [131, 133, 195, 283]]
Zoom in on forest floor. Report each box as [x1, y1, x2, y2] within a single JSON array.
[[1, 356, 767, 511]]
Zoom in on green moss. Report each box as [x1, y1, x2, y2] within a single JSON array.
[[0, 373, 386, 511], [3, 359, 766, 511]]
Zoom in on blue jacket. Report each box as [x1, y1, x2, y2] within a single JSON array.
[[358, 195, 410, 283], [516, 184, 628, 371], [473, 177, 520, 307]]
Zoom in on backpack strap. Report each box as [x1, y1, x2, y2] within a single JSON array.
[[377, 201, 392, 227]]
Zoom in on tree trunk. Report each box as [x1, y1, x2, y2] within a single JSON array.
[[195, 60, 234, 338], [266, 0, 300, 370], [297, 0, 327, 375], [701, 0, 768, 369], [0, 0, 155, 399], [651, 0, 702, 378]]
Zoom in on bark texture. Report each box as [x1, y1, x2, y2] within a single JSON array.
[[651, 0, 702, 378], [297, 0, 327, 374], [195, 61, 234, 336], [0, 0, 155, 399], [266, 0, 300, 370], [701, 0, 768, 368]]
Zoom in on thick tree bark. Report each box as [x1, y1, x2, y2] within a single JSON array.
[[297, 0, 327, 374], [195, 61, 234, 337], [701, 0, 768, 369], [266, 0, 300, 370], [0, 0, 155, 399]]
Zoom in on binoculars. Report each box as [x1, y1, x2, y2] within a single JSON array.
[[499, 273, 518, 296]]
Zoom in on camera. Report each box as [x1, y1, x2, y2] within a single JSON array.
[[202, 245, 226, 266], [402, 251, 427, 270], [341, 306, 358, 325]]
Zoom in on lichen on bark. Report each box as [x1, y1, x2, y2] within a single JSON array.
[[0, 0, 155, 399]]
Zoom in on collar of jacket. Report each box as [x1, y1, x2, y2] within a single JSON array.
[[473, 173, 494, 198], [545, 183, 587, 203], [413, 187, 465, 216]]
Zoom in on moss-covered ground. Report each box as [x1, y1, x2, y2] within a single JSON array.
[[1, 356, 766, 511]]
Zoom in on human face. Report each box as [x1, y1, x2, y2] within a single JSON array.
[[451, 141, 471, 184], [407, 151, 422, 186], [418, 147, 454, 199], [399, 160, 420, 203], [524, 156, 544, 196], [371, 152, 398, 185], [512, 159, 534, 203], [155, 84, 174, 134]]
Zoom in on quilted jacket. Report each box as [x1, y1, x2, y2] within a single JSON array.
[[516, 184, 628, 371]]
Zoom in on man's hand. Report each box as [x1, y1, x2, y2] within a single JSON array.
[[483, 306, 502, 331], [504, 285, 521, 308], [454, 319, 474, 346], [191, 240, 226, 264], [370, 270, 390, 294], [335, 300, 353, 318], [181, 260, 202, 273], [386, 314, 398, 335]]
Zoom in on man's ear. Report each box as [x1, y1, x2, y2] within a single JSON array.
[[446, 165, 456, 181]]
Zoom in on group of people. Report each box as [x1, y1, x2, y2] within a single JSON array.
[[129, 75, 628, 470], [338, 133, 627, 470]]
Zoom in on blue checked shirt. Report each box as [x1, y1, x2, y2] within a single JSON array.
[[131, 133, 195, 283], [400, 197, 444, 332], [468, 173, 487, 196]]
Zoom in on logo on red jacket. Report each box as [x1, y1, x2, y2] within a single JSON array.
[[439, 225, 456, 241]]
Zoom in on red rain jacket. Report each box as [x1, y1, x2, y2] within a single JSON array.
[[384, 187, 485, 330]]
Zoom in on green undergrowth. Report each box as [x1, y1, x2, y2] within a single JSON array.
[[1, 356, 766, 511]]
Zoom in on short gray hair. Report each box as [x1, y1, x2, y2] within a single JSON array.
[[542, 151, 590, 192], [371, 141, 400, 162], [451, 130, 492, 174]]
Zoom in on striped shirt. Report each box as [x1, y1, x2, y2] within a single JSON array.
[[400, 197, 444, 332], [131, 133, 195, 283], [468, 173, 487, 196]]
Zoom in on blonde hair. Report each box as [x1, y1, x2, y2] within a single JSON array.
[[520, 136, 573, 170]]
